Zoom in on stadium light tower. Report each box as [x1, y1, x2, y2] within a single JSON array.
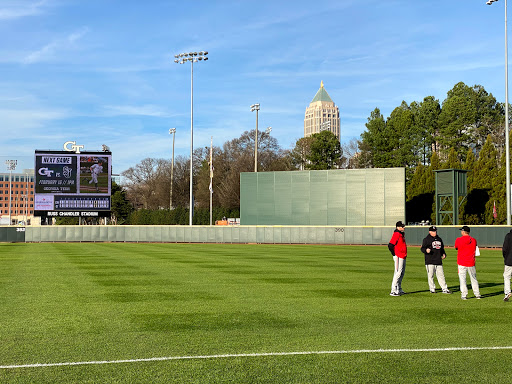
[[169, 128, 176, 210], [487, 0, 511, 225], [174, 51, 208, 225], [5, 159, 17, 226], [251, 103, 260, 172]]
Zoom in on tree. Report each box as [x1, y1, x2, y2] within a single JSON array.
[[463, 135, 499, 224], [341, 138, 360, 169], [306, 130, 343, 170], [359, 108, 389, 168], [414, 96, 441, 164], [121, 158, 171, 209], [385, 101, 421, 177], [110, 181, 133, 224], [290, 136, 313, 170], [192, 130, 293, 210]]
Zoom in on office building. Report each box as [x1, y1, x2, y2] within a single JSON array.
[[304, 81, 340, 138]]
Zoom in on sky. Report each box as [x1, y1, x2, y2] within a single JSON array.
[[0, 0, 509, 176]]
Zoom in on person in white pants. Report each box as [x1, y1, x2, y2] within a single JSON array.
[[89, 162, 103, 192], [420, 225, 451, 294], [455, 226, 480, 300], [388, 221, 407, 296], [502, 229, 512, 301]]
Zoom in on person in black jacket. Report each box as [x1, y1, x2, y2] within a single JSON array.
[[421, 226, 451, 294], [502, 229, 512, 301]]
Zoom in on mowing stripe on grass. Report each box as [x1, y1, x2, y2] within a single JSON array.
[[2, 346, 512, 369]]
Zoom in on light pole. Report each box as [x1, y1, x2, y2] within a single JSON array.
[[487, 0, 511, 225], [209, 136, 213, 226], [5, 160, 17, 226], [251, 103, 260, 172], [174, 51, 208, 225], [169, 128, 176, 210]]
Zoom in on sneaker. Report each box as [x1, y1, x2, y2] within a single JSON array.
[[461, 296, 467, 300], [475, 295, 481, 299], [430, 290, 436, 294], [504, 293, 512, 302], [442, 290, 452, 294], [390, 292, 400, 297]]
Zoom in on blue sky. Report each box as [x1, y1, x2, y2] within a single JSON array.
[[0, 0, 509, 174]]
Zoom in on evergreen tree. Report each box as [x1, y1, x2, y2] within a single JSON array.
[[359, 108, 388, 168], [414, 96, 441, 165], [306, 130, 343, 170]]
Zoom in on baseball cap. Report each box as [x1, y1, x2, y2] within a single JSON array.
[[459, 225, 470, 233], [395, 221, 405, 228], [429, 225, 437, 232]]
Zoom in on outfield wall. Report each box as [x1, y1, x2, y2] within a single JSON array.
[[0, 225, 507, 247], [240, 168, 406, 226]]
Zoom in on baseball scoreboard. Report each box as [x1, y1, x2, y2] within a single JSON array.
[[34, 143, 112, 218]]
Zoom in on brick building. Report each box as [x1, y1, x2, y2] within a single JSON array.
[[0, 170, 34, 225]]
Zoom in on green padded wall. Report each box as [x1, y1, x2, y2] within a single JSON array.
[[240, 168, 405, 226], [15, 224, 512, 247]]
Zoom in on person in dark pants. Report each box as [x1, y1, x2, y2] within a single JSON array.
[[421, 225, 451, 294], [502, 229, 512, 301]]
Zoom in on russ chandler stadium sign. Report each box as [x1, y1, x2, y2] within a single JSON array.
[[34, 143, 112, 218]]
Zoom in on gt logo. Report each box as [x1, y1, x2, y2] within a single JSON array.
[[63, 141, 84, 153], [38, 167, 54, 177]]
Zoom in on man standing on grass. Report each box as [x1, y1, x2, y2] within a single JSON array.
[[501, 229, 512, 302], [455, 225, 481, 300], [388, 221, 407, 296], [421, 225, 451, 294]]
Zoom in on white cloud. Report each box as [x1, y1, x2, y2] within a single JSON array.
[[102, 105, 172, 118], [0, 0, 48, 20], [22, 27, 89, 64]]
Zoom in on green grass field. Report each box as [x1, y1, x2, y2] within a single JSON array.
[[1, 243, 511, 383]]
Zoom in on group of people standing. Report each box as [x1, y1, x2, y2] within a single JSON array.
[[388, 221, 512, 301]]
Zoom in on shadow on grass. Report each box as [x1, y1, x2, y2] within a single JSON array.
[[402, 282, 503, 297]]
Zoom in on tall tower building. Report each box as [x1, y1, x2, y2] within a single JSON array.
[[304, 81, 340, 139]]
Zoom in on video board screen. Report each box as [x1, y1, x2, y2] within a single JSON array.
[[34, 150, 112, 217]]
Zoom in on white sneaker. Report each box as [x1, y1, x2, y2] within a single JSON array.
[[442, 290, 452, 294]]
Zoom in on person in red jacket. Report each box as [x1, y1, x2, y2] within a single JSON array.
[[388, 221, 407, 296], [455, 225, 481, 300]]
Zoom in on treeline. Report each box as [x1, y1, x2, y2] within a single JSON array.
[[358, 81, 507, 225], [119, 81, 509, 225], [128, 207, 240, 225]]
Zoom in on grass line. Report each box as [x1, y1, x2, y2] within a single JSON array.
[[3, 346, 512, 370]]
